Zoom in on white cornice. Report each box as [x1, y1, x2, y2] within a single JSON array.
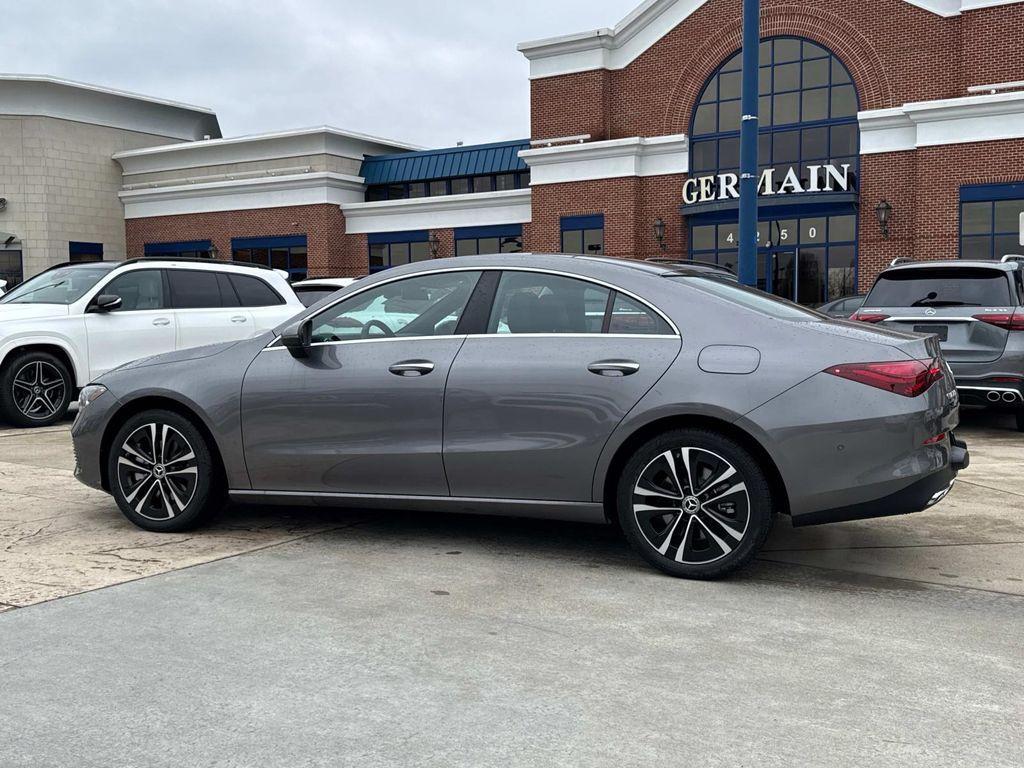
[[342, 189, 532, 234], [120, 171, 366, 219], [859, 89, 1024, 153], [518, 0, 1024, 79], [114, 126, 422, 177], [519, 134, 689, 184], [0, 73, 221, 141]]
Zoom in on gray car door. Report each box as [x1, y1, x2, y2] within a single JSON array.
[[443, 269, 682, 502], [240, 270, 482, 496]]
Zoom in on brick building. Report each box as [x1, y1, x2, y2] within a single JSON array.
[[6, 0, 1024, 304]]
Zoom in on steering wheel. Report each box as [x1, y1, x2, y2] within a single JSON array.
[[361, 319, 395, 339]]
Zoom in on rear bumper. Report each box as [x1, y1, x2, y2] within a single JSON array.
[[955, 383, 1023, 408], [793, 435, 969, 527]]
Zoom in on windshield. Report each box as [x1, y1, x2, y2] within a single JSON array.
[[0, 265, 116, 305], [674, 275, 823, 320], [864, 268, 1012, 308]]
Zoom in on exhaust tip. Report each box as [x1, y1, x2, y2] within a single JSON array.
[[1002, 392, 1019, 403], [986, 391, 1002, 402]]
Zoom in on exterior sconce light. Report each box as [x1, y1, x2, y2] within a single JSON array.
[[654, 218, 667, 251], [428, 233, 441, 258], [875, 200, 893, 239]]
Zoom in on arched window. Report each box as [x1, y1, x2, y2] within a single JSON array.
[[687, 37, 860, 305]]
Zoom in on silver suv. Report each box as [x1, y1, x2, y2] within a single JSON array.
[[854, 257, 1024, 431]]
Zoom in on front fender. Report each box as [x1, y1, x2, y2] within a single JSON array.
[[0, 332, 86, 387]]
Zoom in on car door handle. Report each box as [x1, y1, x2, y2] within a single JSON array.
[[152, 318, 171, 327], [231, 315, 248, 324], [388, 360, 435, 377], [587, 360, 640, 377]]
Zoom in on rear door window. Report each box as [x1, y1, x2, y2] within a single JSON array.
[[864, 268, 1012, 308], [168, 270, 223, 309]]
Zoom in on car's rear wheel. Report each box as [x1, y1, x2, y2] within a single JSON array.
[[617, 429, 774, 579], [107, 409, 223, 532], [0, 351, 73, 427]]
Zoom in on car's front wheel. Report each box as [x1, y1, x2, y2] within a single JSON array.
[[0, 351, 73, 427], [107, 409, 223, 532], [617, 428, 774, 579]]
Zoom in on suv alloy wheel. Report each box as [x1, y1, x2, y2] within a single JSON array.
[[0, 351, 72, 427]]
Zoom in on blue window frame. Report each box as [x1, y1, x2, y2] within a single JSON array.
[[561, 215, 604, 255], [960, 183, 1024, 261], [368, 231, 431, 273], [455, 224, 524, 256], [232, 235, 308, 280], [144, 240, 212, 259], [69, 241, 103, 263]]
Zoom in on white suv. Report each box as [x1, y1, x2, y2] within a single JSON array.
[[0, 258, 303, 427]]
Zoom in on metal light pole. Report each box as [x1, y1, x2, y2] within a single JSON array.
[[738, 0, 760, 286]]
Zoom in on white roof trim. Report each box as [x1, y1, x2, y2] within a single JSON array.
[[120, 171, 366, 219], [519, 134, 689, 184], [859, 89, 1024, 153], [342, 189, 532, 234], [518, 0, 1024, 78], [0, 73, 222, 141], [114, 126, 423, 177]]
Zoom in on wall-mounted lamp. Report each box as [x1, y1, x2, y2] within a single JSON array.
[[875, 200, 894, 240], [653, 218, 667, 251], [428, 233, 441, 258]]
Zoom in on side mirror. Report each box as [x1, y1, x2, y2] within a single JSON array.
[[88, 294, 123, 313], [280, 318, 312, 359]]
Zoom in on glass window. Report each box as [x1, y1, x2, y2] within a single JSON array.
[[607, 294, 673, 335], [473, 176, 494, 193], [429, 180, 448, 196], [488, 271, 610, 334], [386, 184, 406, 200], [0, 264, 114, 305], [229, 274, 283, 307], [234, 241, 307, 280], [99, 270, 165, 311], [561, 230, 583, 254], [959, 194, 1024, 259], [368, 236, 431, 272], [408, 183, 428, 198], [450, 178, 471, 195], [168, 270, 223, 309], [0, 251, 23, 290], [216, 273, 241, 307], [310, 271, 481, 342], [865, 268, 1011, 307], [495, 174, 517, 191], [500, 235, 524, 253], [456, 239, 477, 257], [410, 242, 431, 263], [517, 171, 531, 187], [692, 140, 717, 172], [366, 187, 387, 202], [583, 228, 604, 255]]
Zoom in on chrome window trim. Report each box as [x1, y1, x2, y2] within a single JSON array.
[[262, 332, 680, 352], [261, 264, 681, 352]]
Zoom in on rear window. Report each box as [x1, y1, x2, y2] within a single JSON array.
[[294, 287, 337, 307], [675, 276, 822, 321], [229, 274, 284, 307], [864, 268, 1012, 308]]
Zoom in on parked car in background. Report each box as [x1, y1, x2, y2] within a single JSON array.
[[0, 259, 303, 427], [72, 254, 967, 580], [852, 256, 1024, 431], [291, 276, 364, 307], [816, 294, 864, 319]]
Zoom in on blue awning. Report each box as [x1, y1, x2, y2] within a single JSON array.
[[361, 140, 530, 185]]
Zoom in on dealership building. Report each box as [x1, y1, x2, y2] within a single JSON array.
[[2, 0, 1024, 304]]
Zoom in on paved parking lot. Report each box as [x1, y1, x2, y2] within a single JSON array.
[[1, 411, 1022, 766]]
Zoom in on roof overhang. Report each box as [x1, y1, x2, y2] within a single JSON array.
[[0, 74, 221, 141], [517, 0, 1024, 79]]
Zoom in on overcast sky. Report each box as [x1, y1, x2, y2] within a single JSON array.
[[9, 0, 637, 147]]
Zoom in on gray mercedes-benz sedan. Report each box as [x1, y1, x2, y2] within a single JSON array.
[[71, 254, 969, 579]]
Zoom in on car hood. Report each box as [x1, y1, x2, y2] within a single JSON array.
[[0, 304, 72, 322], [102, 339, 248, 377]]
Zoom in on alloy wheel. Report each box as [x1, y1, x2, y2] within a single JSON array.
[[116, 423, 199, 521], [12, 361, 66, 421], [632, 447, 751, 565]]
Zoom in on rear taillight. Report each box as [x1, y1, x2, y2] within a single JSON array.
[[824, 359, 944, 398], [972, 309, 1024, 331], [850, 311, 890, 323]]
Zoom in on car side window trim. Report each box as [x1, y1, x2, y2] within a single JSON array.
[[261, 265, 679, 352]]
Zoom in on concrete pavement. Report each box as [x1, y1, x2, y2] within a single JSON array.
[[0, 410, 1022, 766]]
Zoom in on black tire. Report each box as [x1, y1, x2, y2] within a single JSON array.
[[617, 428, 774, 579], [107, 409, 224, 532], [0, 351, 73, 427]]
